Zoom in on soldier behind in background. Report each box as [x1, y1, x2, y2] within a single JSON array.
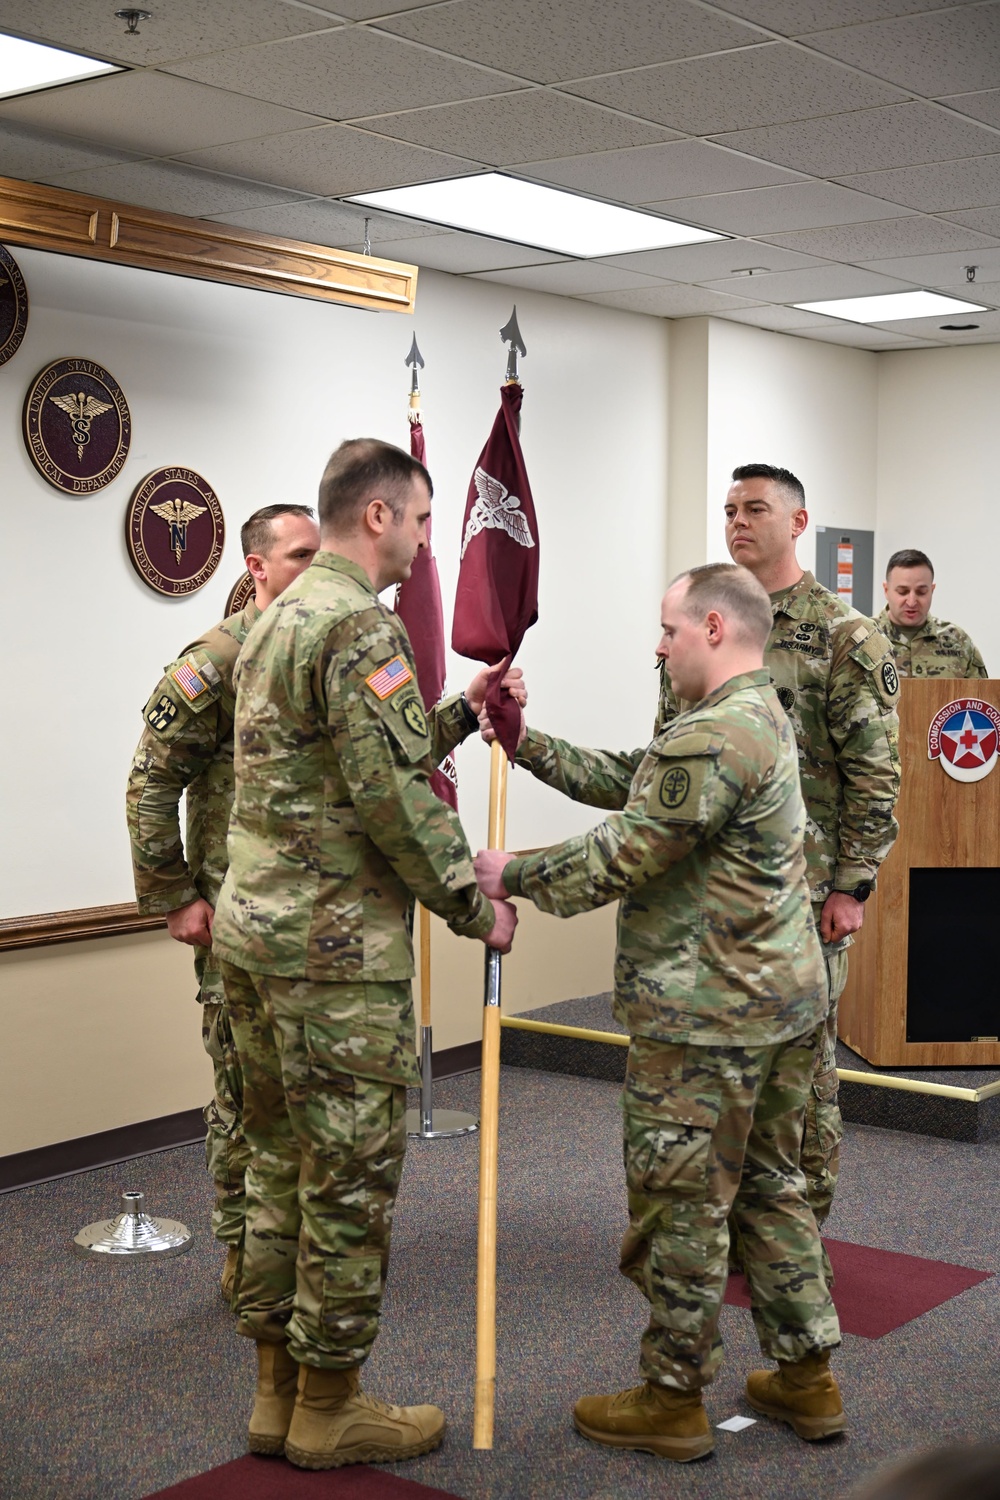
[[657, 464, 900, 1244], [126, 503, 321, 1294], [212, 439, 521, 1472], [879, 548, 988, 679], [476, 564, 844, 1462]]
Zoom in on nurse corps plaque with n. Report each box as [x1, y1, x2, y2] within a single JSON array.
[[23, 356, 131, 493], [126, 467, 225, 596], [0, 245, 28, 367]]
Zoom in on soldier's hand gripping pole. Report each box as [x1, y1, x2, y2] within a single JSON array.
[[473, 737, 508, 1450]]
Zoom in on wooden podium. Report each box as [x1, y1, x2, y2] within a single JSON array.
[[838, 678, 1000, 1068]]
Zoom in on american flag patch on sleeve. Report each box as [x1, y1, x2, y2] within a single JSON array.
[[365, 655, 413, 700], [171, 659, 209, 701]]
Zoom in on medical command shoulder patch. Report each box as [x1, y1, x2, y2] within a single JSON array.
[[171, 659, 209, 701], [366, 655, 413, 700], [147, 694, 178, 732]]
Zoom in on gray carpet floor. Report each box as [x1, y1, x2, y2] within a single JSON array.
[[0, 1064, 997, 1500]]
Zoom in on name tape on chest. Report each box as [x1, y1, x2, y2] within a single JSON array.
[[171, 659, 209, 702], [366, 655, 414, 700]]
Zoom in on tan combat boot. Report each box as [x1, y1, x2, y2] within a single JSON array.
[[573, 1382, 714, 1462], [745, 1350, 846, 1440], [284, 1365, 445, 1470], [247, 1340, 299, 1455], [221, 1246, 239, 1300]]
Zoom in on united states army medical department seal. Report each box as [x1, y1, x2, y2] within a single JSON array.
[[226, 571, 256, 616], [126, 467, 225, 596], [23, 357, 131, 493], [0, 245, 28, 367]]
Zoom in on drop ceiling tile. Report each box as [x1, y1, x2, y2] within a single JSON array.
[[359, 90, 676, 165], [801, 5, 1000, 100], [836, 156, 1000, 214], [870, 307, 1000, 338], [578, 284, 763, 316], [940, 90, 1000, 131], [563, 41, 903, 136], [850, 247, 1000, 287], [715, 303, 838, 329], [469, 260, 666, 293], [330, 0, 444, 14], [40, 159, 310, 216], [598, 238, 823, 281], [379, 0, 767, 85], [652, 182, 913, 235], [0, 70, 321, 158], [206, 196, 448, 249], [760, 216, 999, 262], [0, 0, 340, 67], [523, 139, 803, 205], [707, 0, 975, 33], [0, 121, 139, 182], [180, 125, 471, 196], [702, 263, 912, 302], [358, 232, 566, 272], [711, 103, 996, 178], [167, 27, 520, 120], [794, 323, 941, 348], [942, 207, 1000, 236]]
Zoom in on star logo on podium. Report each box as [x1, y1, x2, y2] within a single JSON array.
[[928, 699, 1000, 783]]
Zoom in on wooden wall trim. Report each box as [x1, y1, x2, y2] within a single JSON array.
[[0, 174, 417, 314], [0, 903, 164, 953]]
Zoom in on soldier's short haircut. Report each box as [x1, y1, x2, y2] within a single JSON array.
[[318, 438, 432, 532], [886, 547, 934, 579], [675, 562, 772, 648], [241, 504, 315, 558], [731, 462, 805, 510]]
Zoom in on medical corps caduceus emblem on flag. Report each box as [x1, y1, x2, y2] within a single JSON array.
[[927, 698, 1000, 783]]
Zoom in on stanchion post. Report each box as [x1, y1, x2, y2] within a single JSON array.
[[473, 738, 508, 1450]]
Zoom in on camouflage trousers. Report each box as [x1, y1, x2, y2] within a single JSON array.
[[220, 961, 419, 1369], [621, 1029, 841, 1392], [200, 999, 250, 1248], [800, 942, 849, 1228]]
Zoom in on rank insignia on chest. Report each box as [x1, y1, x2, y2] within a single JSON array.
[[401, 696, 428, 736], [366, 655, 413, 700], [171, 659, 208, 701], [147, 694, 178, 732]]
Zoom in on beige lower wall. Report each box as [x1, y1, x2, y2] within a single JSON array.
[[0, 900, 616, 1156]]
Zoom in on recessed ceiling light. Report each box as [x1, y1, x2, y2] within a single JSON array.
[[0, 32, 120, 100], [939, 323, 980, 331], [347, 173, 724, 258], [793, 290, 987, 324]]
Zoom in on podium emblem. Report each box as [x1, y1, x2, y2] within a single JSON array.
[[927, 698, 1000, 783]]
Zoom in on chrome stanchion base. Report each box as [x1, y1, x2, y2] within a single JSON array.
[[405, 1106, 479, 1139], [72, 1190, 193, 1258]]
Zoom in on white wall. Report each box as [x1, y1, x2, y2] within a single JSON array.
[[877, 345, 1000, 672]]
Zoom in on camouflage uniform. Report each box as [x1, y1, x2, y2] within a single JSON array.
[[658, 573, 900, 1225], [212, 552, 495, 1369], [126, 601, 259, 1247], [877, 608, 988, 679], [506, 671, 840, 1390]]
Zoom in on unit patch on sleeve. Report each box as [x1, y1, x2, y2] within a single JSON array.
[[658, 765, 691, 809], [401, 697, 428, 736], [171, 659, 209, 701], [146, 694, 179, 732], [882, 660, 899, 696], [365, 655, 414, 700]]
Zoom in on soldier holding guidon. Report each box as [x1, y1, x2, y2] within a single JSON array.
[[476, 564, 844, 1462], [127, 503, 321, 1291]]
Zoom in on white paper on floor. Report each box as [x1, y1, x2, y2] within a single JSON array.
[[716, 1415, 757, 1432]]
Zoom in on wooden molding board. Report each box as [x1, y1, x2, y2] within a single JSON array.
[[0, 903, 165, 952], [0, 174, 417, 314]]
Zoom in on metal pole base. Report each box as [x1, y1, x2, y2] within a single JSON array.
[[73, 1190, 193, 1258], [406, 1107, 479, 1139]]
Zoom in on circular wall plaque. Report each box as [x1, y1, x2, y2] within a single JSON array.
[[126, 467, 225, 596], [226, 571, 256, 616], [23, 356, 131, 494], [0, 245, 28, 367]]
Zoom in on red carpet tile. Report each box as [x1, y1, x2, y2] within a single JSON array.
[[147, 1455, 463, 1500], [725, 1237, 993, 1339]]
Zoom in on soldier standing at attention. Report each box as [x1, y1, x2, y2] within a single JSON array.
[[127, 503, 321, 1294], [476, 565, 843, 1462], [212, 439, 520, 1472], [658, 465, 900, 1241], [879, 548, 988, 679]]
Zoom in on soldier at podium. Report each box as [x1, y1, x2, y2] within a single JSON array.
[[657, 463, 900, 1240], [879, 548, 988, 679]]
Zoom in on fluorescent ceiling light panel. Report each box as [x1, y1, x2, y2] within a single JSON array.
[[348, 173, 723, 257], [794, 290, 987, 324], [0, 32, 119, 100]]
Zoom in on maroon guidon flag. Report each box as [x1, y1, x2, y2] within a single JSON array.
[[452, 382, 539, 760], [395, 416, 459, 808]]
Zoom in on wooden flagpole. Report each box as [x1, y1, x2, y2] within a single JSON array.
[[473, 737, 508, 1449]]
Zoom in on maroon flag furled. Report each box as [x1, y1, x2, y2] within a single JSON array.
[[452, 381, 539, 760], [395, 412, 459, 809]]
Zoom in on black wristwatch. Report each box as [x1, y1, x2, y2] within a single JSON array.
[[459, 693, 479, 731], [849, 881, 873, 904]]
